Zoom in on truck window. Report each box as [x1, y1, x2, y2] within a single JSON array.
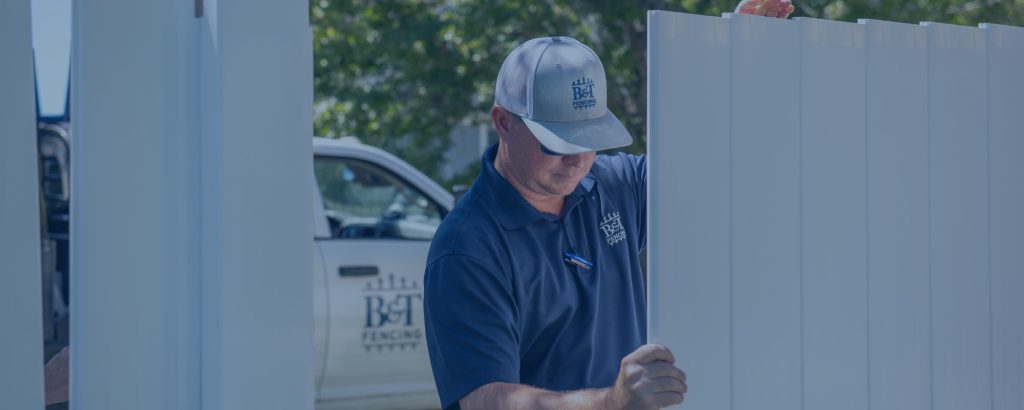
[[314, 156, 443, 240]]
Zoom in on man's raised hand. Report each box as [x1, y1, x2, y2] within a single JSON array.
[[735, 0, 796, 18]]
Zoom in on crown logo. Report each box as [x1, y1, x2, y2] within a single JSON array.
[[364, 273, 419, 292]]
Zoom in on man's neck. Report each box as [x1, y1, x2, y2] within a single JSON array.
[[493, 156, 565, 215]]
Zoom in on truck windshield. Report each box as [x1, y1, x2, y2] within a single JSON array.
[[314, 156, 443, 240]]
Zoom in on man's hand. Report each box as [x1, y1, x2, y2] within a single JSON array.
[[459, 344, 687, 410], [735, 0, 796, 18], [606, 344, 687, 410]]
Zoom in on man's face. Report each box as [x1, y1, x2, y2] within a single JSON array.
[[498, 112, 597, 198]]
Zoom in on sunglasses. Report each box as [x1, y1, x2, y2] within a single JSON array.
[[540, 144, 564, 156], [504, 108, 565, 156]]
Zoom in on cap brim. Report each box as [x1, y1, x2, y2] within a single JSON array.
[[521, 110, 634, 155]]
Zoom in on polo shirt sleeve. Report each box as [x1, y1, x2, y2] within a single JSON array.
[[424, 253, 521, 410], [629, 154, 648, 252]]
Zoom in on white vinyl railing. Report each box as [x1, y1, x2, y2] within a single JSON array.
[[647, 11, 1023, 410]]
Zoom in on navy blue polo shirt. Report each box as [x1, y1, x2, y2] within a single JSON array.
[[424, 144, 648, 409]]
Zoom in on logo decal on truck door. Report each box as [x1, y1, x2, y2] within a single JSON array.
[[362, 274, 424, 352]]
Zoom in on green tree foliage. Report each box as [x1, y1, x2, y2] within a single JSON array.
[[312, 0, 1024, 186]]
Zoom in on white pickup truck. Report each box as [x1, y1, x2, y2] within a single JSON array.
[[311, 137, 452, 410]]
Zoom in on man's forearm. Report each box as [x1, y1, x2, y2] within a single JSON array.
[[460, 382, 613, 410]]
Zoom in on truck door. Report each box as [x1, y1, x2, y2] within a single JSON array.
[[313, 154, 444, 402]]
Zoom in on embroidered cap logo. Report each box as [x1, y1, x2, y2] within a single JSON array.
[[571, 77, 597, 110]]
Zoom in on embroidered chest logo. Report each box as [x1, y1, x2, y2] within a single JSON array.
[[571, 77, 597, 110], [599, 211, 626, 246]]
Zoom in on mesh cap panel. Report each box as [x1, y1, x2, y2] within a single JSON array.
[[494, 38, 554, 117]]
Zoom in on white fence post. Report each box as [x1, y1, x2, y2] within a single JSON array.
[[198, 0, 314, 408], [0, 0, 44, 408], [71, 2, 203, 406], [70, 0, 312, 408]]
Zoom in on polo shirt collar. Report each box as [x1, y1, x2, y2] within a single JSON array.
[[478, 144, 596, 230]]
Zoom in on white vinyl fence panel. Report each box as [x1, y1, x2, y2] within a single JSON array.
[[0, 0, 44, 407], [925, 21, 992, 410], [987, 23, 1024, 410], [799, 18, 868, 410], [728, 15, 802, 410], [648, 11, 1024, 410], [863, 19, 932, 410]]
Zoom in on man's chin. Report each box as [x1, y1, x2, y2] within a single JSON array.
[[550, 182, 581, 197]]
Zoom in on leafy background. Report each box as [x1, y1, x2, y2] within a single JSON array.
[[312, 0, 1024, 188]]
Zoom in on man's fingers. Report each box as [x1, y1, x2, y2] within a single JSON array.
[[745, 0, 778, 13], [736, 0, 758, 14], [736, 0, 794, 18], [771, 1, 794, 17], [651, 391, 685, 408], [646, 376, 686, 394], [779, 4, 796, 18], [764, 0, 789, 15], [673, 377, 688, 394], [624, 343, 676, 365], [645, 361, 687, 382]]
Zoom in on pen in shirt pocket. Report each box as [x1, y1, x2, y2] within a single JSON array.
[[563, 252, 593, 271]]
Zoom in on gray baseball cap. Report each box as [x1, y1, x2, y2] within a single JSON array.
[[494, 36, 633, 155]]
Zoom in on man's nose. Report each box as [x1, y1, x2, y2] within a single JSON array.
[[561, 153, 585, 168]]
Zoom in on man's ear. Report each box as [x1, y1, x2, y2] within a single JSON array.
[[491, 106, 514, 137]]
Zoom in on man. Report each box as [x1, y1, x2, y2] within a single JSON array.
[[424, 2, 794, 409]]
